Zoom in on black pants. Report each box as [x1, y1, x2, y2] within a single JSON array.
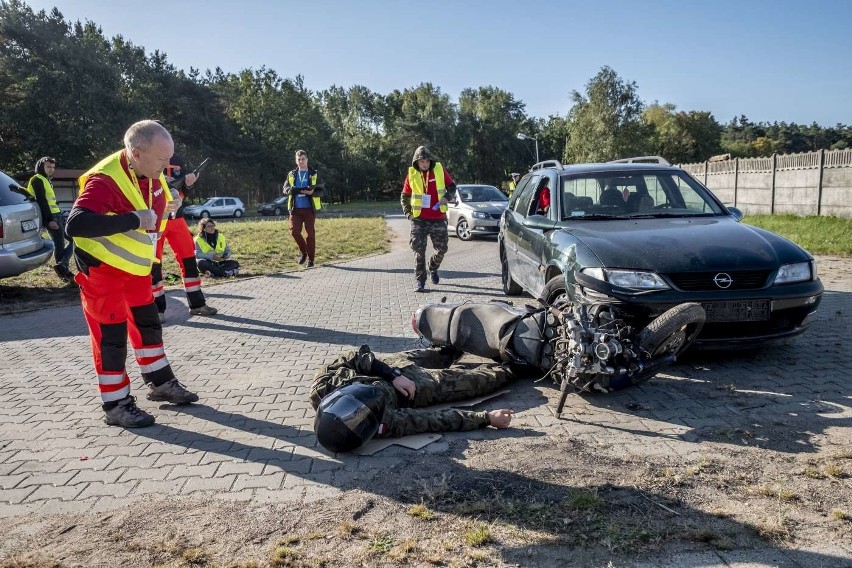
[[49, 216, 73, 268], [198, 259, 240, 277]]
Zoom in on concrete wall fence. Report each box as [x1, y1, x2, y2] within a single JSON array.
[[680, 148, 852, 218]]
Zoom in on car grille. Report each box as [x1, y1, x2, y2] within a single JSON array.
[[666, 270, 772, 291], [489, 213, 502, 220]]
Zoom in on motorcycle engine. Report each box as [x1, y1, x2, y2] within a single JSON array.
[[547, 304, 643, 393]]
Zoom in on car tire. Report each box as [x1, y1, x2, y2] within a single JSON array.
[[456, 218, 473, 241], [234, 209, 243, 218], [539, 275, 568, 307], [273, 207, 282, 216], [501, 248, 522, 296], [637, 303, 706, 357], [200, 210, 210, 219]]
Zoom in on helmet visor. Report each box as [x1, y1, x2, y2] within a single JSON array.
[[323, 391, 380, 440]]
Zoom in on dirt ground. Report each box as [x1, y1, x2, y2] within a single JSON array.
[[2, 256, 852, 568]]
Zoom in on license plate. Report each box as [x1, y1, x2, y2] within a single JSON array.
[[701, 300, 770, 322], [21, 219, 37, 232]]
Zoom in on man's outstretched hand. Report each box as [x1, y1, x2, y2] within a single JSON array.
[[488, 409, 514, 429], [392, 375, 416, 400]]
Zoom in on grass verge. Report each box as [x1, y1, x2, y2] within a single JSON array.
[[742, 214, 852, 256]]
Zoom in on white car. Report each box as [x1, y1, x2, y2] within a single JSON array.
[[447, 184, 509, 241], [0, 170, 54, 278], [183, 197, 245, 219]]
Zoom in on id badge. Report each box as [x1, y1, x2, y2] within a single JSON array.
[[420, 194, 432, 209]]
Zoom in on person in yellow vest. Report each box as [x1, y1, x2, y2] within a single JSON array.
[[194, 218, 240, 277], [25, 157, 74, 282], [65, 120, 199, 428], [282, 149, 324, 268], [508, 172, 520, 198], [400, 146, 457, 292]]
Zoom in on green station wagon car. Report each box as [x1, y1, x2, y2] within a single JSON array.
[[498, 158, 823, 348]]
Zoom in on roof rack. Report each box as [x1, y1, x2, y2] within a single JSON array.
[[530, 159, 563, 171], [608, 156, 671, 166]]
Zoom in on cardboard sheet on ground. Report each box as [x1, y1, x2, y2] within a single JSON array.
[[352, 389, 511, 456]]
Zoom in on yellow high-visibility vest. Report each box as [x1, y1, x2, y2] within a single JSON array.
[[75, 151, 171, 276], [407, 162, 447, 218], [287, 170, 322, 211], [25, 174, 62, 214], [194, 233, 227, 256]]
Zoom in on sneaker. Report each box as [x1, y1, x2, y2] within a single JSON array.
[[189, 304, 218, 316], [415, 280, 425, 292], [103, 396, 155, 428], [298, 252, 308, 265], [430, 270, 440, 285], [307, 260, 315, 268], [158, 312, 166, 324], [146, 379, 199, 404]]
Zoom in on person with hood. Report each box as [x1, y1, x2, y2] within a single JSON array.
[[311, 345, 515, 453], [194, 218, 240, 277], [282, 149, 324, 268], [25, 157, 74, 282], [65, 120, 199, 428], [400, 146, 457, 292]]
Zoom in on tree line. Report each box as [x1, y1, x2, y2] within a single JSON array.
[[2, 1, 851, 205]]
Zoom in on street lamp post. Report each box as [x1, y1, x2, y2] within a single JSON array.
[[517, 132, 539, 164]]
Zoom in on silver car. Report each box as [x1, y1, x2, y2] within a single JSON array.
[[183, 196, 245, 219], [0, 170, 54, 278], [447, 184, 509, 241]]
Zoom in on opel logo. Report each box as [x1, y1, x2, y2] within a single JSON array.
[[713, 273, 733, 289]]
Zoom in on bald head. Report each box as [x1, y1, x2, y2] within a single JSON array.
[[124, 120, 174, 178]]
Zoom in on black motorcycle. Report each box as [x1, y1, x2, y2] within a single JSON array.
[[412, 290, 705, 416]]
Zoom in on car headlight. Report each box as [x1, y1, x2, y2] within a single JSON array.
[[581, 267, 670, 290], [472, 211, 489, 219], [774, 261, 812, 284]]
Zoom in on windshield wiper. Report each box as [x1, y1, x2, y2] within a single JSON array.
[[565, 213, 632, 220], [627, 212, 716, 218]]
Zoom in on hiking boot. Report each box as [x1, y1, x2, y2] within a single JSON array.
[[189, 304, 218, 316], [415, 280, 425, 292], [54, 264, 75, 283], [103, 396, 155, 428], [430, 270, 440, 285], [146, 379, 199, 404], [298, 252, 308, 265], [307, 260, 315, 268], [355, 344, 375, 375]]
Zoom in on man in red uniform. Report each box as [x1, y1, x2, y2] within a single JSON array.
[[66, 120, 199, 428], [400, 146, 456, 292], [151, 152, 217, 322]]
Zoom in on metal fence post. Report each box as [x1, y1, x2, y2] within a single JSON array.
[[770, 153, 777, 215], [816, 149, 825, 216], [703, 160, 708, 186]]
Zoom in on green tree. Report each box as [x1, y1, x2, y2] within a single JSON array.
[[564, 66, 651, 163], [644, 102, 722, 163]]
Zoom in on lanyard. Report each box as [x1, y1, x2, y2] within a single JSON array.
[[127, 162, 153, 209], [297, 169, 309, 186]]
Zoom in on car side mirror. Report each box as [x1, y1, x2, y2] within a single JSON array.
[[727, 206, 744, 221], [522, 215, 556, 230]]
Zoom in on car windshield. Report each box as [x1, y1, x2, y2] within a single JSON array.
[[458, 186, 508, 203], [558, 171, 725, 220], [0, 171, 29, 206], [201, 198, 217, 206], [275, 197, 287, 204]]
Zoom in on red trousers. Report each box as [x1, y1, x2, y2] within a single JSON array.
[[289, 208, 316, 261], [76, 263, 175, 403], [151, 216, 205, 311]]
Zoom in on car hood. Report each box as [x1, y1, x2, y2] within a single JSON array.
[[559, 217, 811, 272], [465, 201, 508, 213]]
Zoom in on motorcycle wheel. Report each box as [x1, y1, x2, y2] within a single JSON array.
[[637, 303, 705, 358]]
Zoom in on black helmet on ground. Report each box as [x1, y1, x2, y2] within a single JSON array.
[[314, 383, 386, 453]]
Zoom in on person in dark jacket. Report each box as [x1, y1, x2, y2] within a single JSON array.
[[282, 149, 324, 268], [25, 157, 74, 282]]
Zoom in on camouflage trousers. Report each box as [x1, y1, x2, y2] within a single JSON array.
[[409, 218, 449, 283]]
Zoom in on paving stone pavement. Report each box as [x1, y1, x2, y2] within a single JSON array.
[[1, 216, 851, 565]]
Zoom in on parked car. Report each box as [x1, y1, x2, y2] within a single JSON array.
[[447, 184, 509, 241], [0, 169, 54, 278], [499, 157, 824, 348], [183, 197, 245, 219], [257, 196, 289, 216]]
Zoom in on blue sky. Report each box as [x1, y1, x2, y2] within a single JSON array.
[[25, 0, 852, 126]]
